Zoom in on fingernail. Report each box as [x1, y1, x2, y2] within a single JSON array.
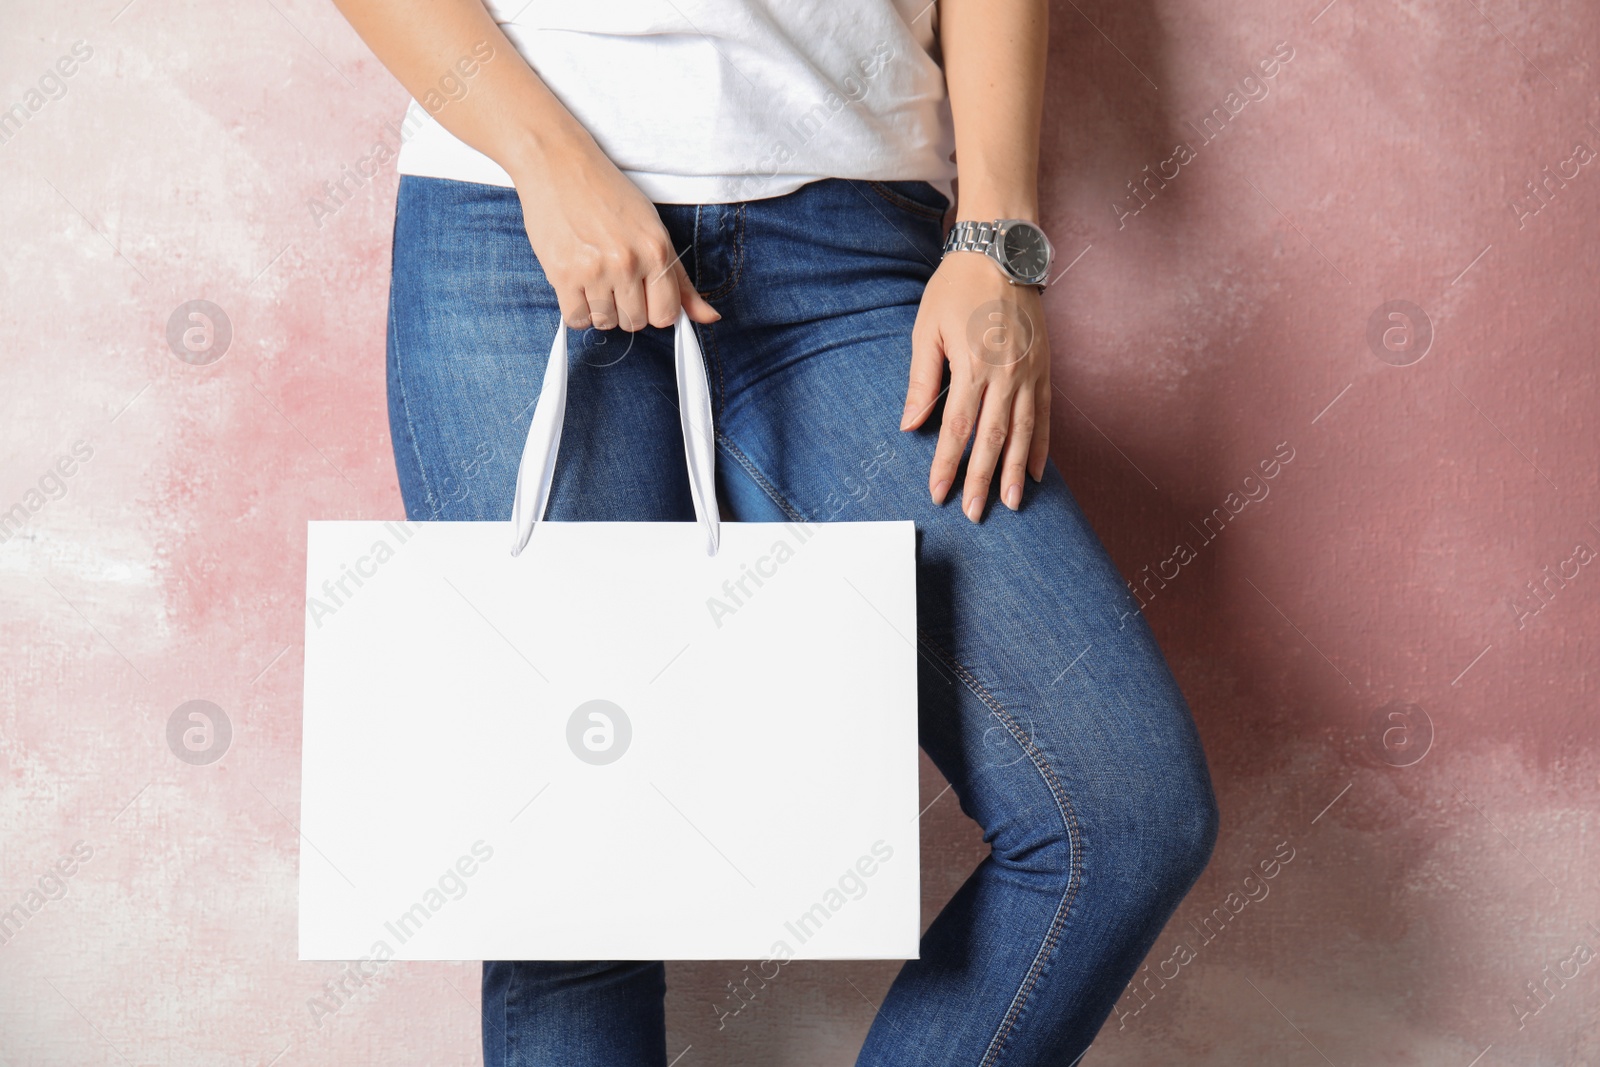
[[1004, 484, 1021, 510], [899, 404, 914, 431], [931, 479, 951, 504], [964, 496, 982, 522]]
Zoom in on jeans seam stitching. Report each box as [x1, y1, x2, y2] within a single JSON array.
[[918, 632, 1085, 1067], [499, 961, 516, 1064], [699, 203, 746, 300], [388, 265, 441, 521], [714, 432, 809, 523], [702, 321, 727, 420]]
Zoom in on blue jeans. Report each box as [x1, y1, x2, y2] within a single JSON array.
[[386, 174, 1220, 1066]]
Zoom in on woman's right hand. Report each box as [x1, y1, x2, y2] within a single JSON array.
[[509, 145, 722, 332], [325, 0, 718, 332], [325, 0, 711, 332]]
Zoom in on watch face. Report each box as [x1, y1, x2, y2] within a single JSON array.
[[1001, 224, 1050, 280]]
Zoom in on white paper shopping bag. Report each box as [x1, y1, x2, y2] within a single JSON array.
[[299, 308, 921, 961]]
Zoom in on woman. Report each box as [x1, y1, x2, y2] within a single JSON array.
[[330, 1, 1220, 1063]]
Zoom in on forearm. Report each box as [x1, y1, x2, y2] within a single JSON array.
[[938, 0, 1048, 221], [328, 0, 598, 183]]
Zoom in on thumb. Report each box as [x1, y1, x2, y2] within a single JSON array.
[[676, 262, 722, 323], [901, 323, 946, 431]]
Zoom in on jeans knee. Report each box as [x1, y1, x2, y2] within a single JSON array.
[[985, 765, 1219, 892], [1156, 768, 1220, 889], [989, 805, 1079, 887]]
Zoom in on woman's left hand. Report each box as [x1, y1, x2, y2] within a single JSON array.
[[901, 252, 1051, 522]]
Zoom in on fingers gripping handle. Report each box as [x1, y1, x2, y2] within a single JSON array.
[[508, 308, 721, 557]]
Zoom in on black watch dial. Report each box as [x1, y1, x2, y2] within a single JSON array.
[[1000, 224, 1050, 280]]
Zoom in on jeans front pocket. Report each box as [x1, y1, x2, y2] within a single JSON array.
[[865, 179, 951, 221]]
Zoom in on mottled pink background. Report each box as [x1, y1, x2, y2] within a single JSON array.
[[3, 1, 1597, 1064]]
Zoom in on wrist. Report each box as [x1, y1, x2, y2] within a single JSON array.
[[954, 185, 1039, 224], [496, 119, 605, 189]]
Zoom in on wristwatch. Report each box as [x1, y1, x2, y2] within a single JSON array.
[[941, 219, 1055, 292]]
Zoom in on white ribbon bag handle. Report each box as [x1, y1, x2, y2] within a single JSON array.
[[508, 306, 721, 558]]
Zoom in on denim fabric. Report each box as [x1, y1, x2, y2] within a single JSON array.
[[386, 174, 1220, 1067]]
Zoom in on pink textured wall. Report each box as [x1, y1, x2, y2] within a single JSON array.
[[3, 1, 1596, 1064]]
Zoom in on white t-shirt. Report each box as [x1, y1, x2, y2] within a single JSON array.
[[393, 0, 957, 204]]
